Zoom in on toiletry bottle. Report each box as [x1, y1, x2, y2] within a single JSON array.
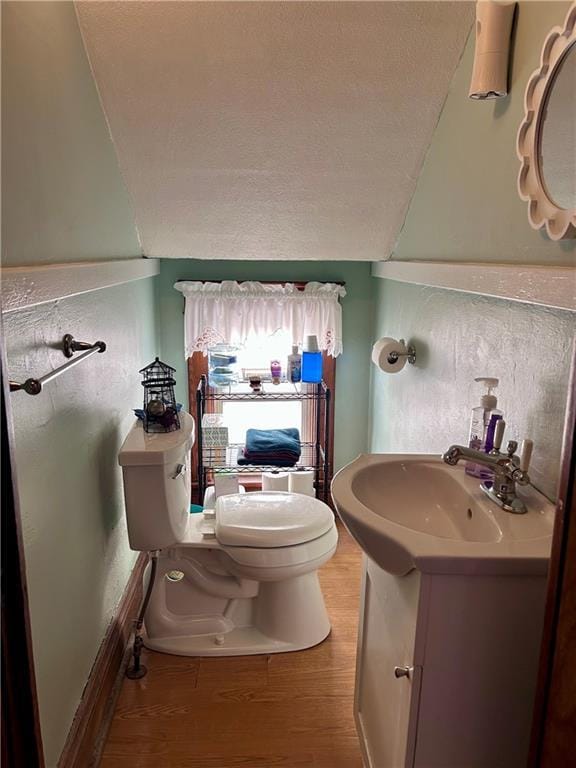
[[465, 377, 503, 479], [287, 345, 302, 383], [302, 335, 323, 383], [270, 360, 282, 385]]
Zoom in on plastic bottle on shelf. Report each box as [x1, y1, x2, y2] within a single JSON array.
[[270, 360, 282, 384], [302, 335, 323, 383], [287, 345, 302, 383]]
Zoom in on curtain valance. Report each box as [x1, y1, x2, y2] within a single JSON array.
[[174, 281, 346, 357]]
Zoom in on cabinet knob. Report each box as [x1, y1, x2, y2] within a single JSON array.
[[394, 665, 412, 679]]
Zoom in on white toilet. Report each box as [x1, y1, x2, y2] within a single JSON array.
[[118, 411, 338, 656]]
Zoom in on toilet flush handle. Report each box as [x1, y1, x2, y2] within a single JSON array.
[[172, 463, 186, 479]]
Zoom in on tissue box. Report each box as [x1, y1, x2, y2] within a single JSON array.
[[201, 414, 229, 466], [201, 414, 229, 447]]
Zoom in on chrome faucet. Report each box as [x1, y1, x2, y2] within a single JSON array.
[[442, 420, 533, 514]]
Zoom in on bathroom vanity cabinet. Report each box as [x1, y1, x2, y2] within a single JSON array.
[[355, 556, 547, 768]]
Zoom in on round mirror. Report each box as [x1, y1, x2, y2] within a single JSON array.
[[538, 41, 576, 211], [517, 4, 576, 240]]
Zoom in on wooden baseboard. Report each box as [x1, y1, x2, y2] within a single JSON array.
[[57, 552, 147, 768]]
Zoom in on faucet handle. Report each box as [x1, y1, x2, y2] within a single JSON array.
[[493, 419, 506, 452], [520, 439, 533, 472]]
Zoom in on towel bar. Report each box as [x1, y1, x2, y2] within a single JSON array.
[[9, 335, 106, 395]]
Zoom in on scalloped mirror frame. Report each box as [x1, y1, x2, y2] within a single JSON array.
[[517, 3, 576, 240]]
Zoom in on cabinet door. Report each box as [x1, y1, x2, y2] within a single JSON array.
[[355, 558, 422, 768]]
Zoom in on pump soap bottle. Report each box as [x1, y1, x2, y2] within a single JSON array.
[[465, 377, 503, 479]]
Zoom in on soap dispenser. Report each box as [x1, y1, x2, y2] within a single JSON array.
[[465, 377, 503, 479]]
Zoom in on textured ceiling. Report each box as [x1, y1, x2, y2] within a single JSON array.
[[77, 1, 473, 260]]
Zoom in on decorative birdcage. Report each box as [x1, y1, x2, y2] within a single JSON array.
[[139, 357, 180, 433]]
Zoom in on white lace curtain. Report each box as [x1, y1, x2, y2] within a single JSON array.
[[174, 281, 346, 357]]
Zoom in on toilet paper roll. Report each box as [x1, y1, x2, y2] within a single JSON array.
[[371, 337, 408, 374], [262, 471, 289, 491], [288, 470, 315, 497]]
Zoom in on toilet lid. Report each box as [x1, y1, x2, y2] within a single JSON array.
[[215, 491, 334, 548]]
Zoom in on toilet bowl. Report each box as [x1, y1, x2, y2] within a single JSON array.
[[118, 412, 338, 656]]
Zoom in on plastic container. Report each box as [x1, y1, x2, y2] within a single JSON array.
[[465, 377, 503, 479], [287, 346, 302, 383], [270, 360, 282, 384], [208, 344, 240, 387], [302, 335, 323, 384]]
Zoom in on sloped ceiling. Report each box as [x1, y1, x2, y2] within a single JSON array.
[[77, 1, 473, 260]]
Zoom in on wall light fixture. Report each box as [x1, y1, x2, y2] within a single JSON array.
[[469, 1, 517, 99]]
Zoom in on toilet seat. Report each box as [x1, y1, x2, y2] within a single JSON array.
[[215, 491, 334, 548], [184, 492, 338, 577], [222, 525, 338, 570]]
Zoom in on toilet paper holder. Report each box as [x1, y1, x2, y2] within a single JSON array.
[[387, 339, 417, 366], [371, 337, 417, 374]]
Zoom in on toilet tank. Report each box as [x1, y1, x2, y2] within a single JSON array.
[[118, 411, 195, 551]]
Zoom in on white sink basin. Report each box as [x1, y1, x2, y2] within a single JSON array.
[[331, 454, 554, 576]]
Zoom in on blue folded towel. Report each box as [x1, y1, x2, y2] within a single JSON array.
[[244, 428, 301, 458]]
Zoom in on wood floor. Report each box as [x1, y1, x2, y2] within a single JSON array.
[[100, 524, 364, 768]]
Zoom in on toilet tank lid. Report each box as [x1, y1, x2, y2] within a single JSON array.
[[118, 411, 195, 467], [215, 491, 334, 548]]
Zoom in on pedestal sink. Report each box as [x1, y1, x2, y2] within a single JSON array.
[[331, 455, 555, 767], [331, 454, 554, 576]]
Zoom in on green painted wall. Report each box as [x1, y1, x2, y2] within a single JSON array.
[[157, 260, 375, 471], [1, 4, 154, 764], [392, 1, 575, 265], [1, 1, 141, 265], [4, 280, 158, 767], [370, 1, 575, 508]]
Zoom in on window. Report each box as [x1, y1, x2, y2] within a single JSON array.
[[218, 330, 302, 443], [179, 281, 342, 503]]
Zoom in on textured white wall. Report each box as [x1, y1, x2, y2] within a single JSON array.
[[370, 280, 575, 502], [76, 1, 473, 261], [4, 279, 158, 767]]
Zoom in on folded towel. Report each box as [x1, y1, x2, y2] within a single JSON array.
[[237, 447, 298, 468], [244, 428, 301, 458]]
